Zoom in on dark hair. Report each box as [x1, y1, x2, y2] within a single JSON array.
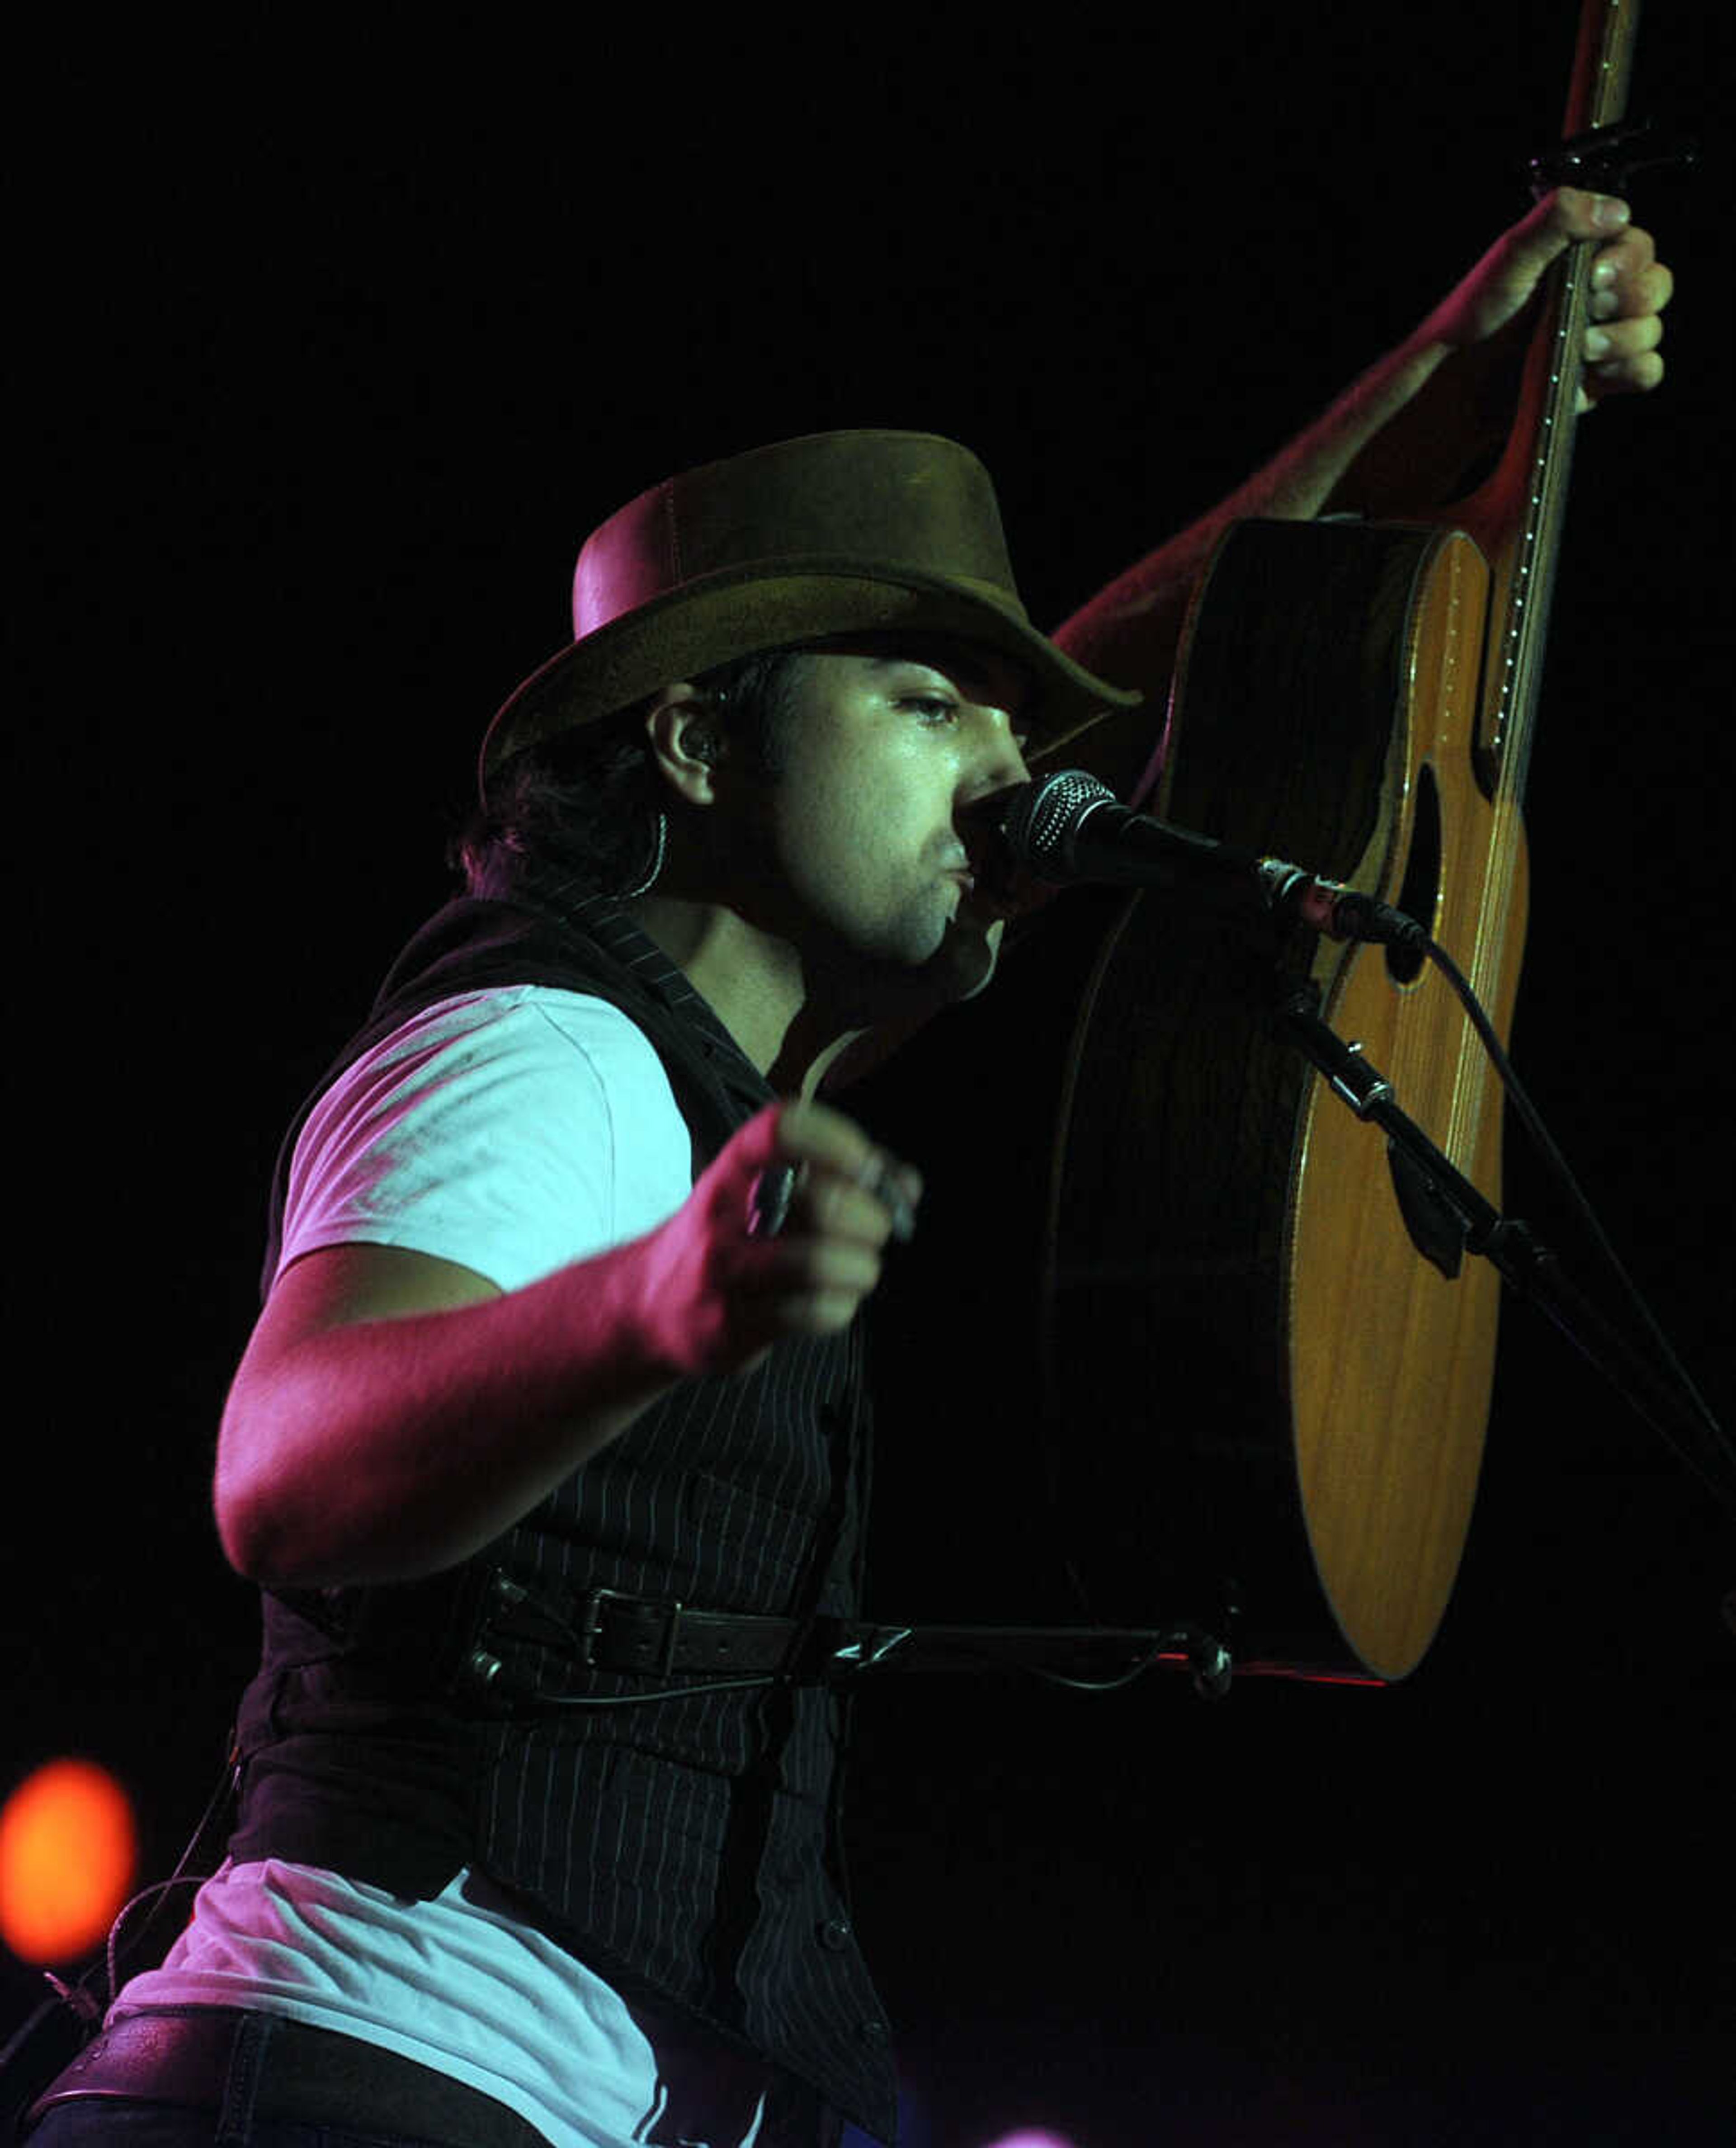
[[451, 647, 807, 906]]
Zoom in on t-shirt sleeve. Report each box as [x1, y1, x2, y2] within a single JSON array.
[[274, 988, 694, 1294]]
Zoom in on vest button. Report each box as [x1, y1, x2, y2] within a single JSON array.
[[817, 1916, 852, 1951], [858, 2016, 890, 2045]]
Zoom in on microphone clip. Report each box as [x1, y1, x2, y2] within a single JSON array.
[[1277, 870, 1428, 952]]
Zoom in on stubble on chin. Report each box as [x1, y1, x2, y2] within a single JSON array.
[[854, 911, 1006, 1029]]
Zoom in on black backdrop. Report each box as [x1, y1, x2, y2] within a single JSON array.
[[9, 7, 1730, 2142]]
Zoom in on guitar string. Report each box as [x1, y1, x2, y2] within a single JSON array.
[[1449, 0, 1630, 1168], [1451, 236, 1590, 1175]]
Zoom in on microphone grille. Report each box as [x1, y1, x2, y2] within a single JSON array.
[[999, 768, 1116, 867]]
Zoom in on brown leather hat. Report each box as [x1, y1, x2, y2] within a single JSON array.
[[478, 430, 1141, 798]]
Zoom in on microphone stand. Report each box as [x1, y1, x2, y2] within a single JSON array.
[[1274, 976, 1727, 1482]]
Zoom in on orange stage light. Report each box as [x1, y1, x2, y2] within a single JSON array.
[[0, 1758, 138, 1965]]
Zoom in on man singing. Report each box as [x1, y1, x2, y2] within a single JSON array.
[[23, 189, 1670, 2147]]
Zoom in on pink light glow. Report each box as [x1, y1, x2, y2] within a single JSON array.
[[980, 2133, 1080, 2148]]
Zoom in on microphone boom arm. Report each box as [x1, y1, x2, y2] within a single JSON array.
[[1275, 979, 1733, 1506]]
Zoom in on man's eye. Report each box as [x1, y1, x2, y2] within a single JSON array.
[[901, 696, 958, 722]]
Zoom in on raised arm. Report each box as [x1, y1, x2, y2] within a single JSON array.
[[1050, 187, 1673, 798]]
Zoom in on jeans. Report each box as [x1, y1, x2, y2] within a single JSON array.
[[18, 2007, 828, 2148], [27, 2113, 425, 2148]]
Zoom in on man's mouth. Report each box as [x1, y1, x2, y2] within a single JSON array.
[[952, 874, 1023, 925], [959, 842, 1029, 912]]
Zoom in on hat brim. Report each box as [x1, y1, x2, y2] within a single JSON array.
[[479, 558, 1142, 796]]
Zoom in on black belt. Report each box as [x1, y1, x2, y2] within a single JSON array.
[[480, 1578, 1221, 1689], [577, 1593, 1227, 1686], [27, 2007, 548, 2144], [474, 1578, 875, 1685], [580, 1587, 846, 1676]]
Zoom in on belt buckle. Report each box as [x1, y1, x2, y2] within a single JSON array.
[[579, 1586, 685, 1676]]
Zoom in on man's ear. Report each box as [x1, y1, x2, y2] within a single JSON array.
[[643, 685, 725, 806]]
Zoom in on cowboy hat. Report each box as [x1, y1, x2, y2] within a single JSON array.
[[478, 429, 1141, 797]]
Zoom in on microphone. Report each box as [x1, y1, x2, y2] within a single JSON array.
[[992, 770, 1425, 949]]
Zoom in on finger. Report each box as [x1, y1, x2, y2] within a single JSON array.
[[1494, 187, 1628, 297], [760, 1237, 886, 1334], [1591, 252, 1673, 322], [1590, 220, 1657, 281], [859, 1156, 921, 1242], [720, 1104, 873, 1235], [1584, 347, 1666, 405], [1584, 312, 1664, 366], [1544, 186, 1634, 245], [771, 1102, 920, 1237], [786, 1170, 901, 1250], [773, 1285, 883, 1336], [771, 1099, 885, 1179], [720, 1101, 804, 1180], [1636, 257, 1674, 315], [776, 1287, 877, 1337]]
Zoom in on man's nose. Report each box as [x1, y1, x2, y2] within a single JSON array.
[[962, 705, 1031, 806]]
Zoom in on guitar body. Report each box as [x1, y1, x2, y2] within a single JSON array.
[[1043, 517, 1527, 1679]]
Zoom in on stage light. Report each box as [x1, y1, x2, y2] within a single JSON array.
[[980, 2133, 1080, 2148], [0, 1758, 137, 1964]]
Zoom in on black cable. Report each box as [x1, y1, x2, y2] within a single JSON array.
[[0, 1734, 238, 2111], [99, 1736, 241, 2007], [1422, 932, 1731, 1487], [512, 1671, 785, 1708]]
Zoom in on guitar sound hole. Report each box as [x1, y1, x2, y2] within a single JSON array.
[[1386, 762, 1441, 987]]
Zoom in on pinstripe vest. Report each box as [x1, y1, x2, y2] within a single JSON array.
[[229, 895, 898, 2143]]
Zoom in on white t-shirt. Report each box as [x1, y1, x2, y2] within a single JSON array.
[[275, 984, 695, 1289], [117, 987, 770, 2147]]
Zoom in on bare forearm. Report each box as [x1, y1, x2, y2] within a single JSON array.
[[217, 1242, 679, 1590], [1053, 189, 1668, 786], [216, 1100, 912, 1593], [1054, 333, 1455, 695]]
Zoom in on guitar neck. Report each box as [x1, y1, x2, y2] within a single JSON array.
[[1458, 0, 1641, 805]]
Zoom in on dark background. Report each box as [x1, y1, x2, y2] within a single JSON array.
[[9, 5, 1730, 2143]]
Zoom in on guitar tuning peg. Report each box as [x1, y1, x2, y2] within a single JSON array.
[[1529, 117, 1699, 198]]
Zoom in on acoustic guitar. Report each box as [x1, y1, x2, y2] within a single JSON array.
[[860, 0, 1647, 1685], [1035, 0, 1646, 1681]]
